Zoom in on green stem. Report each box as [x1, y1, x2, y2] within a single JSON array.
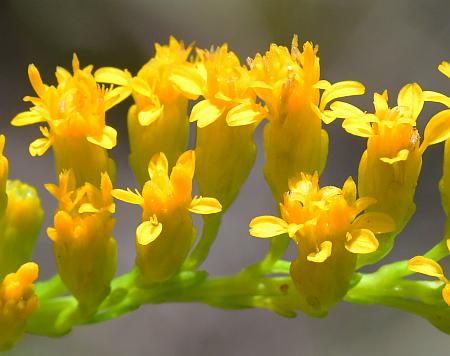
[[183, 213, 222, 270]]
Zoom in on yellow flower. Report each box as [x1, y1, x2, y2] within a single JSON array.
[[408, 240, 450, 306], [46, 171, 117, 315], [95, 37, 193, 185], [0, 262, 39, 351], [331, 83, 450, 266], [249, 173, 394, 315], [249, 36, 365, 200], [112, 150, 222, 283], [170, 44, 265, 209], [11, 55, 128, 186]]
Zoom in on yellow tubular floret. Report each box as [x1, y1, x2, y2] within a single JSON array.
[[0, 262, 39, 351], [249, 173, 394, 316], [12, 54, 128, 186], [113, 151, 222, 283]]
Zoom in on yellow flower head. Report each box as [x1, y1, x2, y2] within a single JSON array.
[[249, 35, 365, 123], [11, 54, 128, 156], [408, 240, 450, 307], [95, 37, 193, 127], [333, 83, 450, 159], [113, 150, 222, 246], [250, 172, 395, 259], [249, 173, 394, 315], [46, 170, 116, 313], [0, 262, 39, 351], [170, 44, 265, 128]]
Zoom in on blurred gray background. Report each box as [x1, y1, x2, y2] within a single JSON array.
[[1, 0, 450, 355]]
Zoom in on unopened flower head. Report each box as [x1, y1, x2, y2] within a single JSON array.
[[96, 37, 194, 184], [46, 170, 117, 314], [12, 55, 128, 186], [0, 262, 39, 351], [250, 36, 365, 200], [249, 173, 394, 315], [113, 150, 222, 283]]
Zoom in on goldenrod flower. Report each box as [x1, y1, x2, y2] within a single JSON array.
[[408, 240, 450, 306], [0, 262, 39, 351], [249, 36, 365, 200], [46, 171, 117, 315], [95, 37, 193, 185], [170, 44, 265, 209], [112, 151, 222, 283], [331, 83, 450, 266], [11, 55, 128, 186], [249, 173, 394, 315]]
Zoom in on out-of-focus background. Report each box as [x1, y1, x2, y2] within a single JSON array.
[[1, 0, 450, 355]]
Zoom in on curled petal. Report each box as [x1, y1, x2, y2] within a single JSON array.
[[29, 137, 51, 156], [307, 241, 332, 263], [104, 86, 133, 110], [112, 188, 143, 205], [226, 102, 265, 126], [342, 119, 374, 138], [319, 81, 365, 110], [169, 65, 204, 99], [188, 196, 222, 214], [438, 61, 450, 79], [380, 149, 409, 164], [421, 109, 450, 151], [249, 216, 288, 238], [373, 91, 389, 114], [345, 229, 379, 254], [95, 67, 132, 86], [190, 100, 224, 128], [11, 111, 45, 126], [136, 218, 162, 246], [408, 256, 444, 279], [397, 83, 423, 120], [87, 126, 117, 149], [330, 101, 365, 120], [130, 77, 154, 98], [148, 152, 169, 180], [352, 212, 395, 234], [423, 90, 450, 107], [28, 64, 46, 97], [138, 105, 164, 126]]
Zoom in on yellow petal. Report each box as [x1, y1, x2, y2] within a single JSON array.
[[313, 79, 331, 90], [188, 196, 222, 214], [330, 101, 365, 120], [397, 83, 423, 120], [423, 91, 450, 107], [249, 216, 288, 238], [136, 219, 162, 246], [307, 241, 332, 263], [11, 111, 45, 126], [148, 152, 169, 180], [421, 109, 450, 151], [138, 105, 164, 126], [78, 203, 99, 213], [226, 102, 265, 126], [95, 67, 131, 86], [374, 91, 389, 114], [87, 126, 117, 149], [174, 150, 195, 178], [380, 149, 410, 164], [442, 284, 450, 307], [342, 119, 374, 138], [342, 176, 357, 205], [352, 212, 395, 234], [29, 137, 51, 156], [438, 61, 450, 79], [354, 197, 377, 215], [28, 64, 46, 97], [408, 256, 444, 278], [112, 188, 143, 205], [104, 86, 132, 110], [169, 65, 204, 99], [130, 77, 154, 98], [190, 100, 224, 128], [319, 81, 365, 110], [345, 229, 379, 254]]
